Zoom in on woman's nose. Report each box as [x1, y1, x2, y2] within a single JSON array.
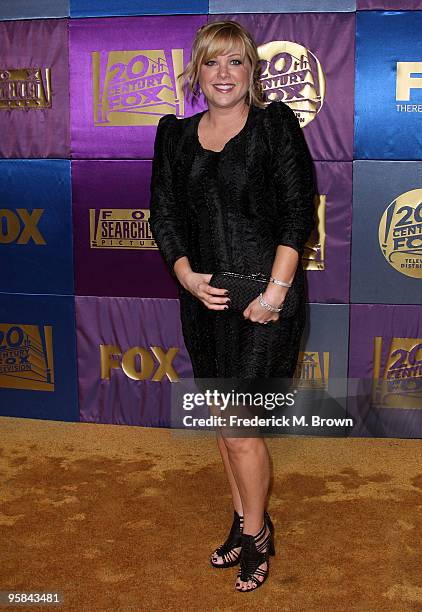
[[217, 65, 230, 79]]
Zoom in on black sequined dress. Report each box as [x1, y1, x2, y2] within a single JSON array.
[[149, 101, 315, 381]]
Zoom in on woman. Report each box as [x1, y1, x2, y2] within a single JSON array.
[[149, 20, 315, 592]]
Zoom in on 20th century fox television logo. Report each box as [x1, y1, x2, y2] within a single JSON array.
[[372, 337, 422, 410], [0, 324, 54, 392]]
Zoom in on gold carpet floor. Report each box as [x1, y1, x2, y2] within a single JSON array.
[[1, 416, 421, 612]]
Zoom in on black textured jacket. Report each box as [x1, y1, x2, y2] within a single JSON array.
[[149, 100, 316, 316]]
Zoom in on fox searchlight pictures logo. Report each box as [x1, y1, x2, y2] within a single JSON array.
[[89, 209, 156, 250], [0, 68, 52, 109]]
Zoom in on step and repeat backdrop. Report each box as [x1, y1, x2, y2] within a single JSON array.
[[1, 1, 421, 436]]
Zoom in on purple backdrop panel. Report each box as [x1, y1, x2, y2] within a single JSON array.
[[348, 304, 422, 438], [69, 15, 207, 159], [0, 18, 69, 158], [72, 160, 178, 297], [210, 0, 356, 11], [207, 12, 355, 161], [305, 161, 352, 303], [357, 1, 422, 8], [76, 296, 193, 426]]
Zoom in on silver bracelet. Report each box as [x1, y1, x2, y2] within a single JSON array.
[[258, 292, 284, 313], [270, 276, 292, 288]]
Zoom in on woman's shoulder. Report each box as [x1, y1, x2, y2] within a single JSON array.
[[262, 100, 300, 129], [157, 111, 198, 129], [154, 111, 200, 160], [154, 113, 183, 155], [156, 111, 197, 143], [156, 112, 180, 133]]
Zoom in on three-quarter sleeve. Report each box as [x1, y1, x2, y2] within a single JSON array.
[[149, 114, 188, 280], [267, 101, 316, 257]]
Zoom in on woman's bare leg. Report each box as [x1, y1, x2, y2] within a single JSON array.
[[222, 435, 271, 590], [210, 401, 244, 515], [209, 424, 244, 565], [210, 403, 272, 585], [221, 436, 270, 531], [216, 432, 243, 515]]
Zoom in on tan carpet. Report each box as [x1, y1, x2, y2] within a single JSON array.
[[1, 416, 421, 612]]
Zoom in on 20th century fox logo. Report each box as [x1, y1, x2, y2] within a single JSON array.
[[91, 42, 324, 127], [92, 49, 184, 125]]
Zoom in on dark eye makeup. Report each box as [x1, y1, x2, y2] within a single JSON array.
[[204, 59, 242, 66]]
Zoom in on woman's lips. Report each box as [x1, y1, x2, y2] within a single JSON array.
[[213, 84, 235, 93]]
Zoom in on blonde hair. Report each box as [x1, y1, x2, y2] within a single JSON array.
[[177, 20, 266, 109]]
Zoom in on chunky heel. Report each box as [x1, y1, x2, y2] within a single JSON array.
[[268, 538, 275, 556], [264, 510, 276, 556]]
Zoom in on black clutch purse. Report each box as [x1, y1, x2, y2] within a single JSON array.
[[209, 271, 269, 313], [208, 271, 299, 318]]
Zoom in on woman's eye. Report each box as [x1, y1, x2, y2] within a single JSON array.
[[205, 59, 242, 66]]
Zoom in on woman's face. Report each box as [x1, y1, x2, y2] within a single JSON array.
[[198, 43, 251, 109]]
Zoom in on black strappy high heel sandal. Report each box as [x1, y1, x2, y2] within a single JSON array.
[[210, 510, 274, 569], [210, 510, 243, 568], [265, 512, 275, 556], [235, 514, 275, 592]]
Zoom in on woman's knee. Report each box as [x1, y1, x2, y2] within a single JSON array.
[[222, 436, 261, 454]]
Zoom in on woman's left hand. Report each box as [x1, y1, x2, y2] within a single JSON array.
[[243, 297, 279, 324], [243, 284, 288, 325]]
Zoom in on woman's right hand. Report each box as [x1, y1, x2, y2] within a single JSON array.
[[180, 271, 230, 310]]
